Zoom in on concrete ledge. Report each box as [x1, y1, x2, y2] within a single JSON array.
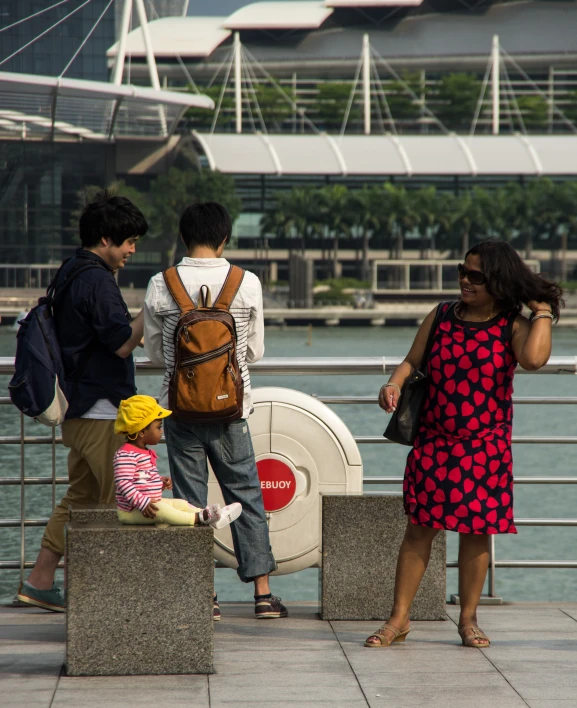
[[320, 494, 446, 621], [69, 505, 118, 524], [66, 523, 214, 676]]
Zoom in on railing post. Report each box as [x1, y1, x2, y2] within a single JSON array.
[[19, 413, 25, 586], [51, 426, 57, 511], [488, 535, 496, 597]]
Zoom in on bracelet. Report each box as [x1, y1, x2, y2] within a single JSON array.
[[382, 382, 402, 395], [531, 313, 554, 323]]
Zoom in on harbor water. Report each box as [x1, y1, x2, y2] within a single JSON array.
[[1, 324, 576, 605]]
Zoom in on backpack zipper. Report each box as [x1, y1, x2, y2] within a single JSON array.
[[180, 342, 233, 368]]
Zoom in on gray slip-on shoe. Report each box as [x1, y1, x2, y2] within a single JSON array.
[[17, 581, 66, 612]]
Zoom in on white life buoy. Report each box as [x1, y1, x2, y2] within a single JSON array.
[[208, 387, 363, 574]]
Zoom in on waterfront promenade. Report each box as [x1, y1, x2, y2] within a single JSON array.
[[3, 601, 577, 707]]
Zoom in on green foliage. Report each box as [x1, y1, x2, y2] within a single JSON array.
[[516, 95, 549, 130], [386, 71, 423, 121], [315, 82, 360, 131], [434, 73, 481, 132], [260, 178, 577, 257], [185, 85, 234, 129], [73, 168, 241, 267], [147, 168, 241, 265], [313, 289, 354, 305], [251, 85, 293, 129], [71, 180, 153, 235], [565, 91, 577, 123]]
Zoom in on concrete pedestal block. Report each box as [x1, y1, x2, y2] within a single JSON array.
[[320, 494, 446, 621], [69, 505, 117, 524], [66, 523, 214, 675]]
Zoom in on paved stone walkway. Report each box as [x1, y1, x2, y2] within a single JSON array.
[[2, 602, 577, 707]]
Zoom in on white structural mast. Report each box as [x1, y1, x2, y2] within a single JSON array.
[[362, 33, 371, 135], [492, 34, 500, 135], [112, 0, 161, 91], [111, 0, 165, 134], [234, 32, 242, 134], [111, 0, 132, 85], [134, 0, 162, 91]]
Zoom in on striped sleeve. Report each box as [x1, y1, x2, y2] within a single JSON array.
[[113, 450, 151, 512]]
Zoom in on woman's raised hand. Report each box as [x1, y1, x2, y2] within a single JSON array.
[[526, 300, 552, 315], [379, 383, 401, 413]]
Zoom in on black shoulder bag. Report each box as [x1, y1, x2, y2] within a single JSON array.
[[383, 302, 454, 446]]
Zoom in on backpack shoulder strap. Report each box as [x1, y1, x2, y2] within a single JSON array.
[[213, 266, 245, 311], [51, 261, 107, 304], [163, 267, 196, 314]]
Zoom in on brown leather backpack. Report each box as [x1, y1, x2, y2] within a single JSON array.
[[162, 265, 245, 424]]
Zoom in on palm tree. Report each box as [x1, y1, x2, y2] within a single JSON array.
[[260, 202, 289, 241], [282, 187, 323, 253], [502, 180, 555, 260], [345, 187, 383, 282], [317, 185, 351, 278], [382, 183, 420, 259], [554, 182, 577, 282], [413, 186, 439, 258]]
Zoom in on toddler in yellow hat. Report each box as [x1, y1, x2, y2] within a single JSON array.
[[113, 395, 242, 528]]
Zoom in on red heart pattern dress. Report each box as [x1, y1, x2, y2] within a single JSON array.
[[403, 303, 518, 535]]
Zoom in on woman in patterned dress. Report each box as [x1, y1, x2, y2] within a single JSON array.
[[365, 241, 563, 649]]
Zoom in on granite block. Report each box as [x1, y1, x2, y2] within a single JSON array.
[[68, 505, 118, 524], [66, 524, 214, 676], [320, 494, 446, 621]]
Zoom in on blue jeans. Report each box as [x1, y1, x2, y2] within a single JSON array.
[[164, 417, 277, 583]]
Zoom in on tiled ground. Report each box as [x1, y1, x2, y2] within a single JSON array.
[[2, 602, 577, 708]]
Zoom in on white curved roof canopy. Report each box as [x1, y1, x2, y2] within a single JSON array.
[[0, 72, 214, 140], [107, 17, 231, 59], [193, 133, 577, 176], [224, 2, 333, 30]]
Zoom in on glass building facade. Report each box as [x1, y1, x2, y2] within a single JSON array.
[[0, 140, 115, 270], [0, 0, 115, 81]]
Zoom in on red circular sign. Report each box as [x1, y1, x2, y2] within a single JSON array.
[[257, 458, 297, 512]]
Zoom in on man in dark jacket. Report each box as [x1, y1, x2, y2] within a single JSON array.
[[17, 192, 148, 612]]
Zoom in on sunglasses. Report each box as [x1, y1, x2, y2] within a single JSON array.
[[457, 263, 487, 286]]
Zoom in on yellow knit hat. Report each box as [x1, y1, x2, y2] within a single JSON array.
[[114, 395, 172, 436]]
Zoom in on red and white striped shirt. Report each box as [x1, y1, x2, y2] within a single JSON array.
[[113, 443, 163, 512]]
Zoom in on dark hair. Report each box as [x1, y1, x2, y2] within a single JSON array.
[[79, 190, 148, 248], [179, 202, 231, 250], [466, 240, 564, 321]]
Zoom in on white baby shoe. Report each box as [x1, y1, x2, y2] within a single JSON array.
[[200, 503, 242, 530]]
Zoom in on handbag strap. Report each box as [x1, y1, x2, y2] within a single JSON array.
[[419, 301, 455, 370]]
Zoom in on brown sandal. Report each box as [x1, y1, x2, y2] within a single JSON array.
[[459, 625, 490, 648], [364, 623, 410, 648]]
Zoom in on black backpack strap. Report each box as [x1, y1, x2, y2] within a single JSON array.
[[49, 260, 110, 386], [47, 260, 108, 305]]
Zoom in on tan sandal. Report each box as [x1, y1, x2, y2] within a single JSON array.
[[364, 623, 410, 648], [459, 625, 490, 648]]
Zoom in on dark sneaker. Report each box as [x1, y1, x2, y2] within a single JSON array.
[[255, 595, 288, 619], [213, 595, 221, 622], [17, 581, 66, 612]]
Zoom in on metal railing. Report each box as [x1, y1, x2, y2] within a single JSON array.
[[1, 356, 577, 599]]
